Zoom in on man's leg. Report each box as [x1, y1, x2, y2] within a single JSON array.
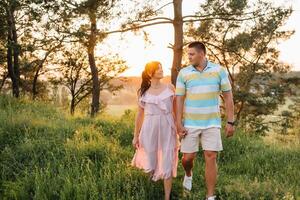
[[200, 127, 223, 198], [182, 152, 197, 176], [180, 128, 201, 190], [181, 152, 197, 190], [203, 150, 218, 197], [180, 128, 200, 176]]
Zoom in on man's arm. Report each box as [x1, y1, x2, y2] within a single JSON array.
[[175, 70, 187, 137], [222, 90, 235, 137], [176, 95, 187, 137], [176, 96, 184, 124]]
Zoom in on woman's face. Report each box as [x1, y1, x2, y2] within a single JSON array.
[[151, 64, 164, 79]]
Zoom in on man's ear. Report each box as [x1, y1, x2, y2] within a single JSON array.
[[200, 51, 205, 57]]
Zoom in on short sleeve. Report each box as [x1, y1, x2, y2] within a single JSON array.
[[137, 96, 145, 108], [175, 70, 186, 96], [219, 67, 232, 92]]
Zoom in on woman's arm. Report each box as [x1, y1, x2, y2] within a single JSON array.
[[134, 105, 144, 138], [168, 84, 177, 120], [132, 100, 144, 148]]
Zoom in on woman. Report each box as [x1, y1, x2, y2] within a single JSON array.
[[131, 61, 179, 200]]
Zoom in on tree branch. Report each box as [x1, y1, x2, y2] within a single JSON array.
[[183, 15, 261, 23], [104, 20, 173, 34], [153, 1, 173, 13], [74, 90, 92, 106], [182, 10, 263, 20], [130, 17, 172, 23]]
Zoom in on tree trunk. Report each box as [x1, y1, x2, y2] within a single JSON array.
[[11, 7, 20, 96], [171, 0, 183, 86], [70, 97, 75, 115], [6, 39, 15, 95], [32, 64, 42, 100], [88, 13, 100, 117], [6, 6, 19, 97]]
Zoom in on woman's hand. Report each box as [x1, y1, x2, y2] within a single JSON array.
[[132, 135, 139, 149]]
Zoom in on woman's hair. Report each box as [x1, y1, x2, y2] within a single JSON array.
[[138, 61, 161, 97]]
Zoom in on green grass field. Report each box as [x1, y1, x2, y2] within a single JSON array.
[[0, 95, 299, 199]]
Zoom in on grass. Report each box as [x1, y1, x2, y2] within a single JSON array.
[[0, 94, 299, 200]]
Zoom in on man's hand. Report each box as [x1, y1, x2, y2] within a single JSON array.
[[177, 124, 187, 139], [225, 124, 235, 138]]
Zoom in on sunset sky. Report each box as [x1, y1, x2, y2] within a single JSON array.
[[98, 0, 300, 77]]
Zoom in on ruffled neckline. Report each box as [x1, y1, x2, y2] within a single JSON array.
[[144, 86, 174, 100], [138, 86, 174, 113]]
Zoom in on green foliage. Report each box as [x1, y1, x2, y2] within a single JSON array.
[[186, 0, 294, 134], [276, 97, 300, 136]]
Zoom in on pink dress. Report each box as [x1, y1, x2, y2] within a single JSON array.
[[131, 86, 179, 181]]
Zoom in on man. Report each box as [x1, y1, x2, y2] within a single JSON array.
[[175, 41, 235, 200]]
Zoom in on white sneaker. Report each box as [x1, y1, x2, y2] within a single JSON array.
[[182, 173, 192, 191], [207, 195, 216, 200]]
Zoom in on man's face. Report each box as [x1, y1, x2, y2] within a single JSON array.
[[187, 47, 205, 66]]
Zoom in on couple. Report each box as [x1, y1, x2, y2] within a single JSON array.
[[131, 41, 235, 200]]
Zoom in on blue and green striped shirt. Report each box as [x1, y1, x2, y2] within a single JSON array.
[[175, 61, 232, 128]]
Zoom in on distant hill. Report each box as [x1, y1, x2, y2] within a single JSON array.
[[104, 76, 171, 105], [285, 71, 300, 77], [3, 70, 298, 107], [105, 70, 300, 106]]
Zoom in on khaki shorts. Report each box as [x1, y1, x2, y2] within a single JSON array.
[[180, 127, 223, 153]]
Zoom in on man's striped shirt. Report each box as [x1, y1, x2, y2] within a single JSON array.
[[175, 61, 232, 129]]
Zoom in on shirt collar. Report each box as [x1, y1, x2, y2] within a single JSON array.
[[190, 59, 212, 72]]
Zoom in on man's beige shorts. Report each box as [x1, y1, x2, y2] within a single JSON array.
[[180, 127, 223, 153]]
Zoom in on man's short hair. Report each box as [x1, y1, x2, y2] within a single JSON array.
[[188, 41, 206, 54]]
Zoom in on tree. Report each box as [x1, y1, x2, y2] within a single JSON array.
[[0, 38, 8, 92], [0, 0, 54, 97], [105, 0, 273, 85], [277, 76, 300, 135], [184, 0, 294, 133], [59, 0, 120, 117], [17, 1, 71, 100], [54, 0, 263, 116], [1, 0, 21, 97], [22, 35, 65, 100], [51, 44, 127, 115], [0, 5, 8, 92], [53, 47, 92, 115]]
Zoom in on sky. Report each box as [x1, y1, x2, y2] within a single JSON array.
[[97, 0, 300, 77]]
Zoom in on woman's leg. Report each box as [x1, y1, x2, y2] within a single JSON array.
[[163, 177, 172, 200]]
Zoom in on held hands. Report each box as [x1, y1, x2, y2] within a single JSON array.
[[176, 123, 187, 139], [225, 123, 235, 138]]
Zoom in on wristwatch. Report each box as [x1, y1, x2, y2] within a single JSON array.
[[227, 121, 235, 126]]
